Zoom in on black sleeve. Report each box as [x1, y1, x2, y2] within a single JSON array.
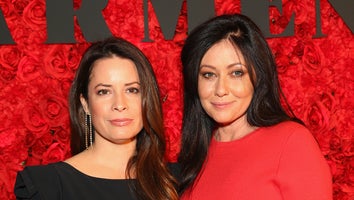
[[14, 165, 61, 200]]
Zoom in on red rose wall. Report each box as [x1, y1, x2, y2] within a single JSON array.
[[0, 0, 353, 199]]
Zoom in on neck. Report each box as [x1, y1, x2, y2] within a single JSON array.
[[65, 138, 137, 179], [89, 137, 137, 166], [215, 117, 258, 142]]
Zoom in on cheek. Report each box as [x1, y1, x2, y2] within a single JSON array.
[[198, 81, 213, 99], [89, 100, 110, 117], [232, 80, 254, 98], [233, 86, 253, 97], [128, 98, 142, 114]]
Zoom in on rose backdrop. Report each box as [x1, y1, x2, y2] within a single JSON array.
[[0, 0, 353, 199]]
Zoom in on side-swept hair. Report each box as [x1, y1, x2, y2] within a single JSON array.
[[178, 14, 301, 194], [69, 37, 178, 200]]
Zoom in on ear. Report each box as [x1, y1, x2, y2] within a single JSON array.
[[80, 94, 89, 114]]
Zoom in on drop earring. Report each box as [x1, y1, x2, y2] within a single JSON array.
[[85, 113, 93, 149]]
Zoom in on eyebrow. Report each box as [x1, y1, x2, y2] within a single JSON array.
[[94, 81, 140, 89], [200, 63, 245, 69]]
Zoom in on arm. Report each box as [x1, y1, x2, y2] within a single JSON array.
[[276, 126, 333, 200]]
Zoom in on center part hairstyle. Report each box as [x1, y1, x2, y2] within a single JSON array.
[[69, 37, 178, 200], [178, 14, 300, 194]]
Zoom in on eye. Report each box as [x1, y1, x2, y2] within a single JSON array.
[[200, 72, 216, 79], [231, 70, 244, 77], [97, 89, 110, 95], [126, 87, 140, 94]]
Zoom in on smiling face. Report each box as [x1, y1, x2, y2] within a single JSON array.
[[198, 39, 254, 126], [80, 56, 143, 145]]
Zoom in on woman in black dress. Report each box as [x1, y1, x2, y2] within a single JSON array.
[[14, 37, 179, 200]]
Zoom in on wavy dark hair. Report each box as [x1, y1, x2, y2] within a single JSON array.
[[178, 13, 302, 194], [69, 37, 178, 200]]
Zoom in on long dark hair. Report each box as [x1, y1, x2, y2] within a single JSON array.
[[178, 13, 301, 194], [69, 37, 178, 200]]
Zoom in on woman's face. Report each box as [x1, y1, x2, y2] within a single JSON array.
[[81, 56, 143, 144], [198, 40, 254, 125]]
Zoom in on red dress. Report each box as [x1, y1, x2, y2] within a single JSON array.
[[181, 121, 332, 200]]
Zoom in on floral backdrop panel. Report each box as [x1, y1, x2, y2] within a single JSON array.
[[0, 0, 353, 199]]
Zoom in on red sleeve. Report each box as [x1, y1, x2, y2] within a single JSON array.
[[275, 125, 333, 200]]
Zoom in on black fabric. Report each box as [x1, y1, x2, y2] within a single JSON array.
[[14, 162, 136, 200], [167, 162, 181, 183], [14, 164, 60, 200]]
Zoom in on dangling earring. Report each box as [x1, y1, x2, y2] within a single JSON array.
[[88, 114, 93, 147], [85, 113, 93, 149]]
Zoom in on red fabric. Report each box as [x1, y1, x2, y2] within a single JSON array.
[[181, 121, 333, 200]]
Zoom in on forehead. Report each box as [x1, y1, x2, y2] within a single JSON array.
[[89, 56, 139, 82], [201, 39, 245, 65]]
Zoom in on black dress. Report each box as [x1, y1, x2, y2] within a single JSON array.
[[14, 162, 136, 200]]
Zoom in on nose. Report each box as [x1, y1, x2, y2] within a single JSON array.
[[215, 76, 229, 97], [112, 94, 128, 112]]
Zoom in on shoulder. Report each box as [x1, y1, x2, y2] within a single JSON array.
[[259, 121, 328, 167], [265, 121, 323, 154], [275, 121, 317, 146], [262, 121, 312, 141], [272, 123, 333, 198], [256, 121, 312, 147], [271, 122, 330, 175], [14, 162, 62, 200], [271, 120, 308, 132]]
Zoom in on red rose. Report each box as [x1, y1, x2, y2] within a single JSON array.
[[13, 0, 30, 15], [0, 128, 27, 200], [0, 46, 22, 82], [22, 105, 49, 133], [341, 139, 353, 157], [293, 1, 312, 25], [0, 128, 27, 161], [16, 56, 41, 82], [29, 139, 48, 162], [296, 23, 313, 40], [42, 143, 65, 165], [216, 0, 240, 15], [22, 0, 46, 30], [303, 97, 330, 134], [302, 41, 326, 75], [0, 88, 22, 130], [43, 45, 77, 80], [52, 127, 71, 147], [23, 31, 47, 52], [275, 54, 291, 74], [24, 130, 38, 148], [65, 44, 88, 72], [38, 93, 69, 127], [0, 2, 16, 19], [0, 160, 15, 200], [38, 132, 54, 147], [0, 46, 22, 68], [24, 155, 42, 166]]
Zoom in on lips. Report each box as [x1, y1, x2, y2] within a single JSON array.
[[109, 118, 133, 127], [211, 101, 233, 109]]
